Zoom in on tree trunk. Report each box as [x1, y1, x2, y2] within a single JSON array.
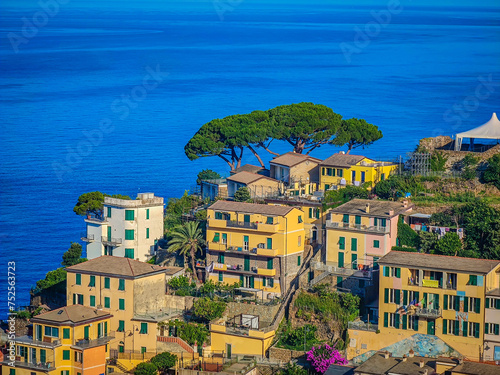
[[346, 142, 354, 154], [246, 145, 265, 167], [218, 154, 235, 171], [258, 142, 280, 156], [294, 139, 305, 154], [190, 245, 199, 283], [236, 147, 244, 169]]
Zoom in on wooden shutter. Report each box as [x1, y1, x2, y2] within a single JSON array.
[[443, 295, 448, 310], [474, 298, 481, 313], [443, 319, 447, 334], [413, 317, 419, 331], [395, 289, 401, 305], [403, 290, 408, 305], [464, 297, 469, 312], [474, 323, 480, 338], [402, 315, 407, 330], [384, 288, 389, 304], [495, 324, 499, 335], [396, 268, 401, 278], [384, 313, 388, 328], [463, 321, 468, 337]]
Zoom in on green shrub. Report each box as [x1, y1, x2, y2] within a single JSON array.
[[134, 362, 158, 375], [430, 152, 448, 171], [192, 297, 226, 322], [483, 154, 500, 189]]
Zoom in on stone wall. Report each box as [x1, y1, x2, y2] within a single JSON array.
[[418, 136, 453, 152], [268, 346, 306, 362], [164, 294, 197, 311], [225, 302, 280, 327]]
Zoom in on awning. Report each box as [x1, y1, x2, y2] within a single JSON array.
[[455, 113, 500, 150]]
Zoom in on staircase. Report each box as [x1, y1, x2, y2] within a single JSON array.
[[115, 361, 129, 373], [157, 336, 194, 353], [309, 270, 331, 287]]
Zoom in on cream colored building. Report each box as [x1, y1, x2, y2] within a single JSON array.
[[226, 171, 281, 199], [66, 256, 183, 357], [82, 192, 164, 262]]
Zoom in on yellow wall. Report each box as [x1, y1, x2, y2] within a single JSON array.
[[210, 324, 275, 357], [320, 159, 398, 190]]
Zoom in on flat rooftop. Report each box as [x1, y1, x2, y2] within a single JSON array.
[[329, 199, 413, 218]]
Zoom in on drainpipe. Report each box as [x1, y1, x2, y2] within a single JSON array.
[[284, 216, 288, 295]]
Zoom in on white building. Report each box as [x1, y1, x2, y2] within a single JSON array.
[[82, 193, 164, 262]]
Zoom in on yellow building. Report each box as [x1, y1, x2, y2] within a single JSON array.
[[319, 153, 398, 191], [2, 305, 112, 375], [269, 152, 322, 196], [206, 200, 306, 297], [347, 251, 500, 362], [66, 256, 182, 358]]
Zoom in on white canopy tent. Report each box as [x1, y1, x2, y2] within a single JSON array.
[[455, 113, 500, 150]]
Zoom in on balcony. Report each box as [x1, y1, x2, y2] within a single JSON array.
[[311, 260, 374, 279], [257, 268, 276, 277], [209, 218, 279, 232], [15, 335, 61, 348], [407, 277, 456, 290], [73, 332, 115, 349], [208, 242, 278, 257], [101, 236, 122, 246], [1, 360, 55, 371], [413, 308, 441, 319], [326, 221, 389, 234], [81, 232, 95, 242], [348, 320, 378, 332], [213, 263, 227, 271]]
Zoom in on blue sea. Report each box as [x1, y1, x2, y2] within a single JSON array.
[[1, 1, 499, 318]]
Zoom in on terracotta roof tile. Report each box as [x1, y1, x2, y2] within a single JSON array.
[[270, 152, 322, 167], [66, 256, 167, 278]]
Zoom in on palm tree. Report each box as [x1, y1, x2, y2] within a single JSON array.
[[167, 221, 205, 283]]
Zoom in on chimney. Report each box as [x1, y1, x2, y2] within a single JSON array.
[[389, 210, 394, 216], [402, 354, 407, 362], [419, 359, 425, 368], [365, 203, 370, 214], [423, 370, 428, 375], [403, 200, 408, 208], [409, 349, 414, 358], [383, 351, 390, 359]]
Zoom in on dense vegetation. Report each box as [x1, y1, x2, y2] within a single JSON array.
[[158, 320, 209, 346], [192, 297, 227, 322], [185, 103, 382, 170], [73, 191, 131, 216]]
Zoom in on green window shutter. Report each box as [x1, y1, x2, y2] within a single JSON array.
[[243, 235, 249, 243], [146, 209, 149, 219], [119, 279, 125, 291], [496, 299, 500, 309], [381, 218, 387, 227], [105, 322, 108, 335], [402, 315, 407, 330], [104, 277, 110, 289], [486, 298, 490, 308], [403, 290, 408, 305], [90, 295, 96, 307], [63, 350, 70, 360], [215, 212, 222, 220], [222, 233, 227, 242], [464, 297, 469, 312], [309, 208, 313, 218], [263, 277, 266, 287], [269, 278, 274, 287], [384, 266, 389, 277], [146, 228, 149, 239], [244, 256, 250, 271], [10, 370, 15, 375], [374, 217, 378, 226], [454, 320, 460, 336], [485, 323, 489, 335], [394, 315, 400, 329], [325, 184, 330, 191], [118, 320, 125, 332], [125, 248, 134, 259], [267, 258, 273, 270], [125, 210, 134, 220], [125, 229, 134, 240], [355, 216, 361, 225], [474, 323, 480, 338], [443, 319, 447, 335], [384, 288, 389, 303], [474, 298, 481, 313], [266, 216, 273, 224], [63, 328, 70, 339], [351, 254, 357, 270], [343, 214, 349, 223], [322, 168, 325, 176], [119, 299, 125, 310], [384, 312, 388, 328], [316, 209, 320, 219], [213, 232, 220, 242], [89, 275, 95, 287], [454, 296, 460, 311], [337, 276, 343, 286], [107, 207, 111, 217], [40, 349, 46, 362], [339, 237, 345, 250], [396, 268, 401, 278], [443, 295, 448, 310], [495, 324, 499, 335], [220, 254, 225, 264], [244, 215, 250, 223], [218, 272, 223, 282], [463, 321, 468, 337], [267, 238, 272, 249], [107, 226, 111, 239], [351, 238, 357, 251], [434, 294, 439, 309], [297, 256, 301, 266], [104, 297, 110, 308], [423, 293, 428, 308], [76, 274, 81, 285], [140, 323, 148, 334], [414, 317, 419, 331], [240, 275, 244, 286], [73, 293, 76, 305], [395, 289, 401, 304], [373, 240, 380, 248]]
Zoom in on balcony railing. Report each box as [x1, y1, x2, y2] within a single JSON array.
[[73, 332, 115, 349], [326, 221, 389, 234], [348, 321, 378, 332], [15, 335, 61, 348], [81, 232, 95, 242], [413, 308, 441, 319], [208, 242, 278, 257], [2, 360, 55, 371], [407, 277, 456, 290], [227, 220, 258, 230], [311, 260, 374, 279], [101, 236, 122, 246]]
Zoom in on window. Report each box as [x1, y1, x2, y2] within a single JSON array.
[[380, 218, 387, 227], [467, 297, 481, 313], [9, 370, 15, 375], [315, 209, 320, 219], [298, 256, 301, 266], [219, 272, 223, 282], [140, 323, 148, 334], [298, 236, 302, 247], [141, 347, 147, 354], [337, 169, 343, 177], [104, 277, 110, 289], [342, 214, 349, 223], [116, 320, 125, 332], [266, 238, 272, 250], [468, 275, 478, 286], [104, 297, 110, 309], [40, 349, 46, 363], [213, 232, 220, 242], [75, 351, 83, 363], [222, 233, 227, 244], [383, 312, 399, 328], [63, 350, 70, 360], [408, 316, 418, 331], [485, 323, 500, 335], [309, 208, 314, 218], [119, 299, 125, 310], [266, 216, 274, 224], [298, 215, 303, 223], [146, 208, 150, 219], [119, 345, 124, 353], [62, 328, 70, 339], [384, 288, 401, 304], [385, 267, 401, 278], [468, 322, 480, 338], [44, 326, 59, 337], [373, 240, 380, 248], [125, 210, 134, 220], [267, 258, 273, 270], [339, 237, 345, 250], [351, 238, 357, 251], [355, 216, 361, 225], [327, 168, 332, 176], [268, 278, 274, 287], [75, 273, 81, 285], [381, 173, 385, 181], [444, 295, 460, 311], [322, 167, 325, 176], [486, 297, 500, 309], [218, 253, 225, 264], [244, 235, 249, 251], [215, 212, 223, 220], [78, 294, 84, 305], [146, 228, 149, 239], [90, 296, 96, 307], [61, 372, 70, 375], [125, 229, 134, 240], [125, 248, 134, 259], [118, 279, 125, 291], [89, 275, 95, 287], [107, 207, 112, 217]]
